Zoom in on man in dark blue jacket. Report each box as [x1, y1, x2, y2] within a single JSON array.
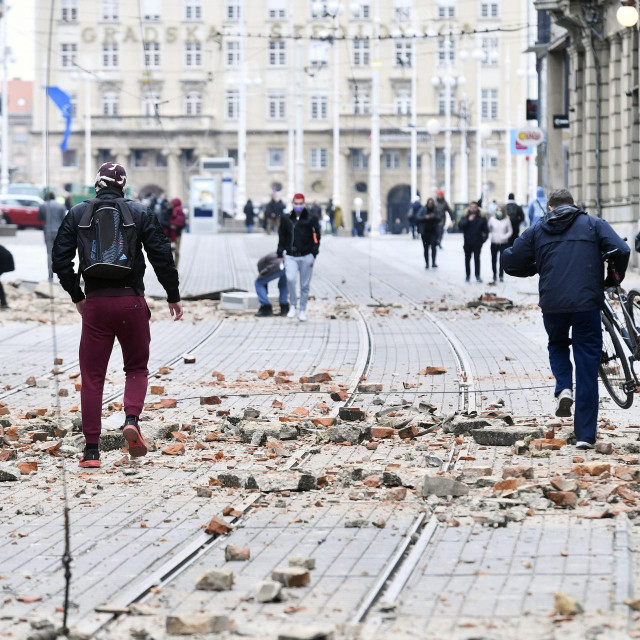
[[502, 188, 629, 449]]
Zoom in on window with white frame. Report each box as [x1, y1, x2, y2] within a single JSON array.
[[481, 37, 499, 65], [62, 149, 78, 167], [407, 153, 422, 168], [185, 91, 202, 116], [268, 40, 286, 67], [143, 92, 160, 117], [481, 88, 498, 119], [351, 1, 371, 19], [352, 85, 370, 114], [480, 0, 499, 17], [482, 148, 499, 168], [351, 149, 369, 170], [101, 0, 119, 21], [267, 92, 286, 120], [141, 0, 161, 21], [395, 88, 411, 115], [226, 0, 241, 20], [310, 93, 328, 120], [61, 0, 78, 22], [353, 38, 370, 67], [102, 42, 119, 68], [311, 1, 329, 18], [102, 92, 119, 116], [384, 150, 401, 169], [436, 148, 454, 169], [395, 40, 413, 67], [393, 0, 412, 21], [226, 41, 241, 68], [61, 43, 77, 68], [310, 41, 330, 68], [268, 148, 285, 169], [185, 0, 202, 20], [310, 148, 328, 170], [267, 0, 286, 19], [437, 91, 455, 116], [225, 90, 239, 119], [437, 36, 455, 64], [438, 2, 455, 18], [143, 42, 161, 68], [185, 41, 202, 67]]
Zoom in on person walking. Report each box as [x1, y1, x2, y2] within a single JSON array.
[[487, 206, 513, 284], [168, 197, 186, 266], [458, 201, 488, 283], [38, 192, 67, 279], [503, 188, 629, 449], [408, 198, 421, 239], [528, 186, 547, 226], [277, 193, 321, 322], [505, 193, 525, 246], [310, 201, 322, 221], [326, 198, 335, 234], [434, 190, 453, 248], [418, 197, 441, 269], [0, 244, 14, 309], [254, 252, 289, 317], [333, 203, 343, 235], [52, 162, 183, 469], [244, 199, 255, 233], [265, 194, 282, 235]]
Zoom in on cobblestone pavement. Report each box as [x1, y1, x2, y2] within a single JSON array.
[[1, 231, 640, 640]]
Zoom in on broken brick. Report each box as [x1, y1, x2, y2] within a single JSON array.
[[211, 370, 226, 381], [530, 438, 567, 451], [571, 462, 611, 477], [200, 396, 221, 406], [225, 545, 250, 561], [312, 417, 336, 427], [371, 427, 395, 439], [16, 461, 37, 475], [171, 431, 187, 443], [330, 390, 348, 402], [204, 516, 233, 535], [546, 491, 577, 508], [162, 443, 185, 456], [595, 442, 613, 455], [150, 385, 165, 395]]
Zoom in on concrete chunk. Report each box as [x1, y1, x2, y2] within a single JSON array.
[[420, 475, 469, 497], [166, 613, 230, 635], [256, 579, 282, 603], [195, 568, 233, 591], [471, 426, 543, 447], [289, 556, 316, 570], [277, 626, 334, 640], [271, 566, 311, 587]]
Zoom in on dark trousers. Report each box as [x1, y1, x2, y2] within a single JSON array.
[[490, 242, 508, 279], [464, 244, 482, 279], [0, 281, 6, 307], [542, 310, 602, 444], [421, 232, 438, 267], [79, 296, 151, 444]]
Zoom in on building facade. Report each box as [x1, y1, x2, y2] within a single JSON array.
[[6, 79, 33, 185], [32, 0, 536, 228], [534, 0, 639, 247]]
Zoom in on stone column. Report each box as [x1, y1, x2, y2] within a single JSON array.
[[419, 152, 429, 202], [339, 149, 350, 233], [167, 149, 182, 201]]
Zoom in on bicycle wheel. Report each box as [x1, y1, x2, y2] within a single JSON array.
[[600, 315, 634, 409], [626, 289, 640, 344]]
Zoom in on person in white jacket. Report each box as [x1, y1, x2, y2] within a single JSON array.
[[488, 207, 513, 284]]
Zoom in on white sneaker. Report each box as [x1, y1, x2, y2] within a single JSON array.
[[287, 306, 297, 319], [299, 309, 307, 322], [555, 389, 573, 417], [576, 441, 595, 450]]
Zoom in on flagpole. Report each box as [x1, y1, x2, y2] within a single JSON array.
[[84, 75, 91, 186], [1, 5, 9, 193]]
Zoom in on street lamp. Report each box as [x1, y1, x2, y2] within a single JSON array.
[[478, 123, 492, 206], [617, 0, 639, 27], [426, 118, 441, 194]]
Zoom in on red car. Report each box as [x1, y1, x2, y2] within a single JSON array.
[[0, 195, 44, 228]]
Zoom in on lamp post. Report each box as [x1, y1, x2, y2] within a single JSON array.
[[0, 6, 8, 193], [479, 123, 492, 206], [472, 47, 485, 201], [426, 118, 441, 194], [369, 0, 381, 235], [287, 2, 295, 203]]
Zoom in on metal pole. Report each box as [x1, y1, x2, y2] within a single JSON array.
[[476, 49, 483, 202], [287, 3, 295, 202], [460, 95, 468, 202], [295, 38, 304, 192], [235, 0, 246, 217], [369, 0, 381, 234], [332, 9, 340, 206], [444, 31, 452, 202], [410, 36, 417, 203], [504, 53, 512, 198], [83, 75, 91, 186], [1, 6, 9, 192], [430, 136, 437, 194], [516, 104, 524, 202]]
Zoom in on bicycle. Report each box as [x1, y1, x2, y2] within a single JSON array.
[[599, 248, 640, 408]]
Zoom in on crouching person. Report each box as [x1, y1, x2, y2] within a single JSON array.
[[255, 252, 289, 317], [52, 162, 183, 468]]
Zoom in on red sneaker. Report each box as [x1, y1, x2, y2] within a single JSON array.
[[79, 449, 101, 468], [123, 422, 148, 458]]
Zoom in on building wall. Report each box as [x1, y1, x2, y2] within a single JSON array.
[[32, 0, 534, 226]]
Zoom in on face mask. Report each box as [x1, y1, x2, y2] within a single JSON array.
[[293, 205, 304, 213], [496, 212, 504, 219]]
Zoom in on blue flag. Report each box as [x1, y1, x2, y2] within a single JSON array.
[[46, 86, 72, 151]]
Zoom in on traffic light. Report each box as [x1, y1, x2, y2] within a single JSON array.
[[526, 99, 538, 120]]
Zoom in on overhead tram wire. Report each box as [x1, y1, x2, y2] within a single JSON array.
[[44, 0, 73, 636]]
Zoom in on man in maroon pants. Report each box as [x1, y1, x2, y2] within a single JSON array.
[[52, 163, 183, 468]]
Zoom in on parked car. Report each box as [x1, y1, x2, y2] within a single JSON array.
[[0, 195, 45, 228]]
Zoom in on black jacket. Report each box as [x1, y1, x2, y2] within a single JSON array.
[[244, 202, 255, 226], [505, 201, 525, 237], [277, 208, 321, 258], [265, 199, 284, 220], [418, 206, 441, 235], [257, 252, 283, 277], [503, 205, 630, 314], [458, 211, 488, 247], [52, 189, 180, 303]]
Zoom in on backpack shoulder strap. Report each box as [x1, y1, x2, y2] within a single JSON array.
[[78, 199, 101, 228], [114, 198, 135, 227]]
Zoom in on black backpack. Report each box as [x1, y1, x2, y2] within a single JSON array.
[[77, 198, 137, 280], [0, 245, 14, 274]]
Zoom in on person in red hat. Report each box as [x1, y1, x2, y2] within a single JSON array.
[[276, 193, 321, 322], [435, 189, 453, 248]]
